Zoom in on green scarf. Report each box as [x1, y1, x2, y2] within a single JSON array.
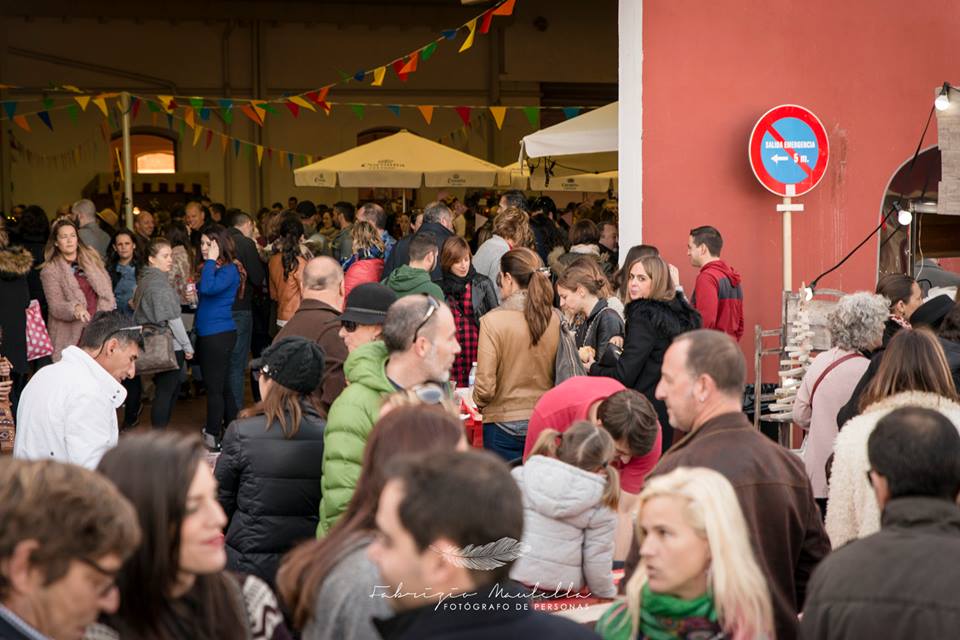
[[640, 584, 720, 640]]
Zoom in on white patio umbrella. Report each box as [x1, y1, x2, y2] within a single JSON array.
[[519, 101, 618, 161]]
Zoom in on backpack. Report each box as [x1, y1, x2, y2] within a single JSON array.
[[554, 309, 587, 383]]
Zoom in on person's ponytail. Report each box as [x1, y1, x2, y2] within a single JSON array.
[[525, 267, 554, 345], [529, 428, 563, 458]]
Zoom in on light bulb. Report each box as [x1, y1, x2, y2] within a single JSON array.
[[936, 85, 951, 111], [801, 286, 814, 302], [898, 209, 912, 226]]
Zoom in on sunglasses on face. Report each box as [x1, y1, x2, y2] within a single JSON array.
[[413, 295, 441, 341]]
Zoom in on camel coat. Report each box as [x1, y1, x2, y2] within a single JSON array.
[[40, 256, 115, 360]]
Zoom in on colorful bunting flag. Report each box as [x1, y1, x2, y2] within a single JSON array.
[[441, 29, 458, 40], [185, 108, 196, 129], [392, 59, 409, 82], [459, 19, 478, 52], [75, 96, 91, 111], [2, 101, 15, 120], [220, 133, 229, 154], [480, 9, 495, 34], [489, 106, 507, 130], [190, 97, 204, 109], [66, 104, 79, 122], [199, 107, 211, 121], [192, 124, 203, 146], [399, 51, 419, 75], [234, 139, 241, 157], [350, 104, 365, 119], [38, 111, 54, 131], [387, 105, 401, 117], [42, 97, 54, 110], [258, 102, 279, 115], [522, 106, 540, 127], [289, 96, 316, 112], [13, 115, 30, 132], [240, 104, 263, 126], [131, 97, 142, 120], [205, 129, 214, 150], [219, 99, 234, 124], [421, 41, 438, 61], [353, 70, 366, 82], [147, 100, 161, 113], [252, 103, 267, 123], [284, 101, 300, 118], [156, 95, 175, 113], [492, 0, 516, 16], [256, 145, 264, 166], [336, 69, 351, 83], [562, 107, 581, 120], [418, 105, 434, 124], [371, 66, 387, 87], [455, 106, 471, 125]]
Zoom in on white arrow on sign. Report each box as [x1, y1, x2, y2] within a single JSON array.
[[771, 154, 789, 164]]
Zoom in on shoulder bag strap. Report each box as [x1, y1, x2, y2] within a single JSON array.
[[810, 353, 865, 405]]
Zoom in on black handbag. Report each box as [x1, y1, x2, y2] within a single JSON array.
[[136, 323, 179, 375]]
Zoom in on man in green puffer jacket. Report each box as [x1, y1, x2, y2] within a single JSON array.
[[382, 232, 445, 301], [317, 294, 461, 535]]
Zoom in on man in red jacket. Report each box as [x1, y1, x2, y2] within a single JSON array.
[[687, 225, 744, 340]]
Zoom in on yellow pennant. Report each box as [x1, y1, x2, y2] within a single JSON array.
[[256, 145, 264, 166], [459, 19, 477, 53], [220, 133, 229, 154], [289, 96, 316, 112], [185, 108, 196, 129], [75, 96, 91, 111], [417, 105, 434, 125], [157, 95, 174, 113], [489, 106, 507, 130], [92, 97, 109, 116], [193, 124, 203, 146], [252, 103, 267, 123], [372, 66, 387, 87]]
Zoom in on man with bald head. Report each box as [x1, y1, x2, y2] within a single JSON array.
[[275, 256, 348, 410]]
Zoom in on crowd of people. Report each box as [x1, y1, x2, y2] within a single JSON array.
[[1, 189, 960, 640]]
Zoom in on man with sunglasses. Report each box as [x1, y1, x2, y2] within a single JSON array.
[[14, 311, 142, 469], [318, 294, 461, 535]]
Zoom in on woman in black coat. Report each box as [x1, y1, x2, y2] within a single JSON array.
[[0, 219, 34, 410], [215, 336, 327, 587], [589, 254, 700, 451], [440, 236, 499, 388]]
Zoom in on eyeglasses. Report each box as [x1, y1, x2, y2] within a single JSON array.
[[413, 295, 441, 341], [341, 320, 358, 333]]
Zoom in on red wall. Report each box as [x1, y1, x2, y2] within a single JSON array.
[[641, 0, 960, 377]]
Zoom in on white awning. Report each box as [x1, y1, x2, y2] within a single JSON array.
[[519, 101, 618, 161]]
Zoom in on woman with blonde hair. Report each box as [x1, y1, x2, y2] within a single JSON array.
[[597, 466, 774, 640], [589, 254, 700, 451], [827, 328, 960, 546], [40, 217, 116, 360], [342, 220, 385, 299], [474, 247, 560, 460]]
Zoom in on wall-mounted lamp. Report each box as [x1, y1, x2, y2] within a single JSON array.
[[935, 83, 951, 111]]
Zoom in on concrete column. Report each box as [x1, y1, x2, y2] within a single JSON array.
[[618, 0, 642, 262]]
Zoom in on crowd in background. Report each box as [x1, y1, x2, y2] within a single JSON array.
[[1, 188, 960, 640]]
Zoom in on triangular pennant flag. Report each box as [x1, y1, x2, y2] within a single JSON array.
[[234, 139, 241, 158], [289, 96, 316, 112], [1, 101, 15, 120], [42, 97, 54, 110], [256, 145, 264, 166], [317, 86, 330, 103], [480, 9, 495, 34], [392, 59, 409, 82], [240, 104, 263, 126], [189, 97, 203, 109], [399, 51, 419, 74], [13, 115, 30, 132], [353, 70, 366, 82], [350, 104, 365, 119], [199, 107, 211, 121], [192, 124, 203, 146], [421, 41, 438, 61], [372, 66, 387, 87], [185, 107, 196, 129], [387, 105, 401, 117], [441, 29, 458, 40], [67, 104, 79, 122], [205, 129, 214, 150], [258, 102, 279, 115], [336, 69, 351, 82], [220, 133, 229, 154], [522, 107, 540, 127], [61, 84, 82, 93], [489, 106, 507, 130], [92, 97, 109, 116], [146, 100, 160, 113], [156, 95, 174, 112], [38, 111, 53, 131], [455, 106, 471, 125], [417, 105, 434, 124], [562, 107, 581, 120], [284, 101, 300, 118], [131, 97, 142, 120], [75, 95, 91, 111], [305, 88, 330, 106], [459, 19, 477, 52], [252, 103, 267, 123], [492, 0, 516, 16]]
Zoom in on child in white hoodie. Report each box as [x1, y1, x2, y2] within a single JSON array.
[[510, 421, 620, 598]]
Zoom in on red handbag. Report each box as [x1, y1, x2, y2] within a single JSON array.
[[25, 299, 54, 361]]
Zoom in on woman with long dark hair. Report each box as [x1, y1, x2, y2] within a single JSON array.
[[589, 254, 700, 451], [91, 432, 292, 639], [40, 218, 115, 361], [195, 223, 242, 450], [474, 247, 560, 460], [277, 404, 465, 640], [134, 238, 195, 428], [268, 214, 309, 328], [439, 235, 499, 388], [107, 228, 144, 317], [215, 336, 326, 586]]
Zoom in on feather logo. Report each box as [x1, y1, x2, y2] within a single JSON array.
[[430, 537, 531, 571]]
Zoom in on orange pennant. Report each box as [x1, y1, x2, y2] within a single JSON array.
[[417, 105, 434, 125], [240, 104, 263, 126], [399, 52, 419, 75], [489, 106, 507, 130], [185, 107, 196, 129], [492, 0, 516, 15], [13, 115, 30, 132]]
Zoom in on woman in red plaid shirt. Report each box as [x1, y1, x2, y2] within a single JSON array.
[[439, 236, 499, 388]]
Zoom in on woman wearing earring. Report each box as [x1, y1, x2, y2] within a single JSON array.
[[596, 467, 773, 640]]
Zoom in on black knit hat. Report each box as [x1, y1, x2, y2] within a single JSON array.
[[911, 294, 955, 330], [340, 283, 398, 325], [296, 200, 318, 218], [250, 336, 325, 394]]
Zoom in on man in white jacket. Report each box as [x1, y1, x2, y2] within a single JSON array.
[[14, 311, 142, 469]]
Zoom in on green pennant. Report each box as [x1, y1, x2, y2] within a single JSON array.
[[147, 100, 161, 113], [522, 106, 540, 127], [421, 41, 438, 61], [189, 97, 204, 109], [257, 102, 279, 115], [350, 104, 365, 119], [66, 104, 79, 122], [42, 97, 54, 110], [337, 69, 352, 82], [221, 107, 233, 125]]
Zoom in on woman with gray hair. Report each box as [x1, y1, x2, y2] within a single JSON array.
[[793, 291, 889, 514]]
